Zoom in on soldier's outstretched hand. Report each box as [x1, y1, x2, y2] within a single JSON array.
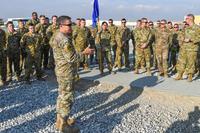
[[83, 47, 95, 55]]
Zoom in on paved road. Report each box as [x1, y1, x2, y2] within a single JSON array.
[[79, 66, 200, 97]]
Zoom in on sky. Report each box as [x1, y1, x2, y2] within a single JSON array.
[[0, 0, 200, 21]]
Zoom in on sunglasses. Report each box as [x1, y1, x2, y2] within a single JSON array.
[[61, 23, 72, 27]]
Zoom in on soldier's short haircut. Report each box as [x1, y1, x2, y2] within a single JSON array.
[[168, 21, 172, 24], [6, 21, 13, 27], [161, 19, 167, 23], [76, 18, 81, 20], [18, 19, 23, 23], [28, 23, 34, 27], [137, 19, 141, 22], [57, 16, 71, 26], [174, 23, 179, 27], [187, 14, 195, 20], [81, 18, 86, 21], [102, 21, 108, 26], [109, 19, 113, 22], [32, 12, 37, 16], [121, 18, 126, 22], [52, 15, 58, 19], [40, 15, 46, 18], [141, 18, 147, 21]]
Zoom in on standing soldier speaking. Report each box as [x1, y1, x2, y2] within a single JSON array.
[[50, 16, 93, 133]]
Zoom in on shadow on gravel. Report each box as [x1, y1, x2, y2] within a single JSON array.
[[0, 75, 58, 132], [73, 75, 163, 132], [165, 106, 200, 133]]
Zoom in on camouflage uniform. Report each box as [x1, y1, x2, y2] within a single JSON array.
[[154, 28, 171, 75], [134, 27, 152, 73], [114, 26, 131, 68], [96, 30, 112, 73], [17, 27, 28, 72], [176, 24, 200, 79], [35, 23, 49, 69], [6, 31, 21, 80], [108, 24, 117, 62], [0, 29, 7, 83], [26, 19, 39, 28], [20, 32, 43, 81], [50, 31, 83, 119], [89, 27, 98, 64], [46, 24, 59, 69], [149, 27, 157, 68], [73, 26, 91, 68]]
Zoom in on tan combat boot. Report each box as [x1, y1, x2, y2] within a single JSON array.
[[134, 68, 139, 74], [175, 72, 183, 80], [141, 66, 146, 73], [147, 68, 152, 76], [187, 74, 193, 82], [164, 73, 169, 78]]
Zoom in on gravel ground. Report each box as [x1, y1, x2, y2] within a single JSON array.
[[0, 70, 200, 133]]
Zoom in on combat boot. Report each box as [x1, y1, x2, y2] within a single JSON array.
[[134, 68, 139, 74], [187, 74, 193, 82], [175, 72, 183, 80], [55, 114, 79, 133], [164, 72, 169, 78], [141, 66, 146, 73], [147, 68, 152, 76], [83, 64, 89, 70]]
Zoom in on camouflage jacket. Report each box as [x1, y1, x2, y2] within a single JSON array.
[[0, 29, 6, 51], [26, 19, 39, 28], [155, 28, 171, 49], [35, 23, 48, 44], [20, 32, 42, 56], [6, 31, 21, 51], [50, 31, 82, 79], [16, 27, 28, 38], [116, 26, 131, 47], [182, 24, 200, 51], [108, 24, 117, 45], [95, 30, 111, 51], [134, 27, 152, 48], [89, 27, 98, 49], [73, 27, 91, 52], [46, 24, 59, 40]]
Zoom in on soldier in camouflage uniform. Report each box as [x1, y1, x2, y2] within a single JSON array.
[[6, 21, 21, 81], [17, 20, 28, 72], [0, 27, 7, 85], [108, 19, 117, 63], [154, 19, 172, 77], [35, 15, 49, 69], [50, 16, 93, 133], [175, 14, 200, 82], [114, 18, 131, 70], [46, 15, 59, 69], [26, 12, 39, 28], [20, 24, 44, 84], [89, 26, 98, 64], [73, 18, 91, 70], [170, 23, 180, 73], [134, 18, 152, 75], [96, 21, 112, 74], [148, 21, 157, 69]]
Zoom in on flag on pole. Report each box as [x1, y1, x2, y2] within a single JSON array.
[[92, 0, 99, 28]]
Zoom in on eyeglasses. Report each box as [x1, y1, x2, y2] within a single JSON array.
[[61, 23, 72, 27]]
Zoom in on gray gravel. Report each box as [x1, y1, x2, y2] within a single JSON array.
[[0, 70, 200, 133]]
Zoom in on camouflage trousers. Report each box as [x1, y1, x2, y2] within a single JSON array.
[[156, 46, 169, 73], [48, 46, 55, 69], [0, 50, 7, 82], [152, 45, 157, 67], [135, 47, 151, 69], [56, 77, 74, 119], [40, 44, 50, 69], [7, 49, 20, 78], [98, 49, 112, 73], [111, 44, 117, 63], [115, 45, 129, 68], [176, 48, 198, 74], [24, 53, 42, 81]]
